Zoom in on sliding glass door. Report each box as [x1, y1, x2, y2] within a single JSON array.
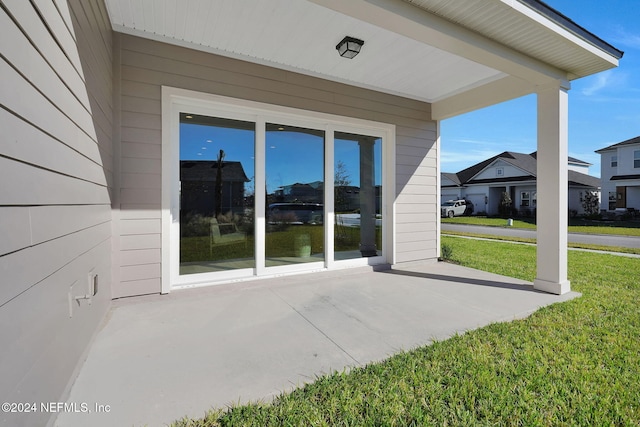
[[164, 90, 391, 290], [334, 132, 383, 260], [179, 113, 255, 275], [265, 124, 325, 267]]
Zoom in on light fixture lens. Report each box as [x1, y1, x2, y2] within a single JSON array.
[[336, 36, 364, 59]]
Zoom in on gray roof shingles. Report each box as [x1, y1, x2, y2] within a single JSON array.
[[442, 151, 600, 188], [180, 160, 250, 182], [595, 136, 640, 153]]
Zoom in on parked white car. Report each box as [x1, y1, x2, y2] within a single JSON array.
[[441, 199, 472, 218]]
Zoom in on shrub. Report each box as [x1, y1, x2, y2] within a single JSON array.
[[580, 190, 600, 216], [582, 212, 602, 221], [181, 213, 211, 237], [268, 211, 299, 232], [499, 192, 512, 218], [440, 243, 453, 261]]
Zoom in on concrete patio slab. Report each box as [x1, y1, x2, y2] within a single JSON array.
[[55, 262, 578, 427]]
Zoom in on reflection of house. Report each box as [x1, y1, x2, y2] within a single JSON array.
[[596, 136, 640, 212], [274, 182, 323, 203], [180, 161, 250, 216], [335, 185, 383, 213], [335, 185, 360, 211], [441, 152, 601, 216]]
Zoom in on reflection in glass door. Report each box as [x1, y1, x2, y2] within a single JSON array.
[[334, 132, 383, 260], [265, 124, 325, 267], [179, 113, 255, 275]]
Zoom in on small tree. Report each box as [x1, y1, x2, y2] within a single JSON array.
[[334, 161, 351, 205], [580, 191, 600, 216], [499, 191, 512, 218], [334, 161, 351, 241]]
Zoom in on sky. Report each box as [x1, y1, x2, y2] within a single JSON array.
[[181, 122, 382, 195], [440, 0, 640, 178]]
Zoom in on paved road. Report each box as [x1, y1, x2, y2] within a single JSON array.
[[441, 223, 640, 249]]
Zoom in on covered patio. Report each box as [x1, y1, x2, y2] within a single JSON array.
[[56, 262, 577, 427], [102, 0, 623, 297]]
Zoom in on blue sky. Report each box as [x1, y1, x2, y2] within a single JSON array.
[[181, 122, 382, 194], [441, 0, 640, 178]]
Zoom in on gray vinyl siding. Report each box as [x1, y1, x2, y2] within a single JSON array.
[[395, 127, 439, 262], [0, 1, 112, 426], [115, 34, 438, 297]]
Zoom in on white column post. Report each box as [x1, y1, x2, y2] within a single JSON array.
[[534, 81, 571, 295]]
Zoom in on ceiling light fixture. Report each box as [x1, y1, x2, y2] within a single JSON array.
[[336, 36, 364, 59]]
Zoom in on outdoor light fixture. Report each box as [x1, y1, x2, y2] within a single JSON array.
[[336, 36, 364, 59]]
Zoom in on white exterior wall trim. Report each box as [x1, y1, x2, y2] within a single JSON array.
[[435, 121, 441, 258], [161, 86, 396, 293]]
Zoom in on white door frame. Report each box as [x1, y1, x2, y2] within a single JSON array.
[[161, 86, 395, 293]]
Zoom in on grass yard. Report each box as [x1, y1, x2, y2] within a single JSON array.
[[442, 216, 537, 229], [181, 225, 382, 262], [171, 237, 640, 426], [442, 216, 640, 236], [441, 230, 640, 255]]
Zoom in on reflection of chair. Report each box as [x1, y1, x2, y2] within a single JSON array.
[[210, 218, 246, 256]]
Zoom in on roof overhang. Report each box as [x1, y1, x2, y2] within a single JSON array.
[[611, 175, 640, 181], [595, 136, 640, 153], [467, 176, 536, 185], [105, 0, 622, 120]]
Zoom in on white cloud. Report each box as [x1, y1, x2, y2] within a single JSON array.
[[610, 26, 640, 49], [441, 137, 537, 172], [581, 70, 614, 96], [440, 148, 503, 173], [440, 149, 497, 165]]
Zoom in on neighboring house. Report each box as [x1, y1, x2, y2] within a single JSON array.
[[0, 1, 622, 425], [274, 182, 324, 204], [442, 151, 601, 216], [596, 136, 640, 212], [180, 160, 250, 217]]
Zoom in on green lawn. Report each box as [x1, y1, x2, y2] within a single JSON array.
[[442, 216, 640, 236], [442, 216, 537, 229], [171, 237, 640, 426], [441, 230, 640, 255], [181, 225, 382, 262]]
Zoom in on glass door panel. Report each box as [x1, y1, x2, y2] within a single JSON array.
[[265, 123, 325, 267], [334, 132, 383, 260], [179, 113, 255, 275]]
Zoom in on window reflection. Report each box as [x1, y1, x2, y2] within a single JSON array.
[[334, 132, 382, 259], [265, 124, 325, 267], [179, 114, 255, 275]]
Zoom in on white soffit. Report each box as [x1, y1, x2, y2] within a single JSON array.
[[104, 0, 505, 103], [405, 0, 620, 79]]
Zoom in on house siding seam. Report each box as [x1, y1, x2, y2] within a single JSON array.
[[115, 34, 436, 297], [0, 1, 113, 426]]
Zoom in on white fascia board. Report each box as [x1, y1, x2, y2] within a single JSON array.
[[310, 0, 569, 85], [502, 0, 620, 70]]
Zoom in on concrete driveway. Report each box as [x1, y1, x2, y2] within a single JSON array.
[[55, 262, 578, 427]]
